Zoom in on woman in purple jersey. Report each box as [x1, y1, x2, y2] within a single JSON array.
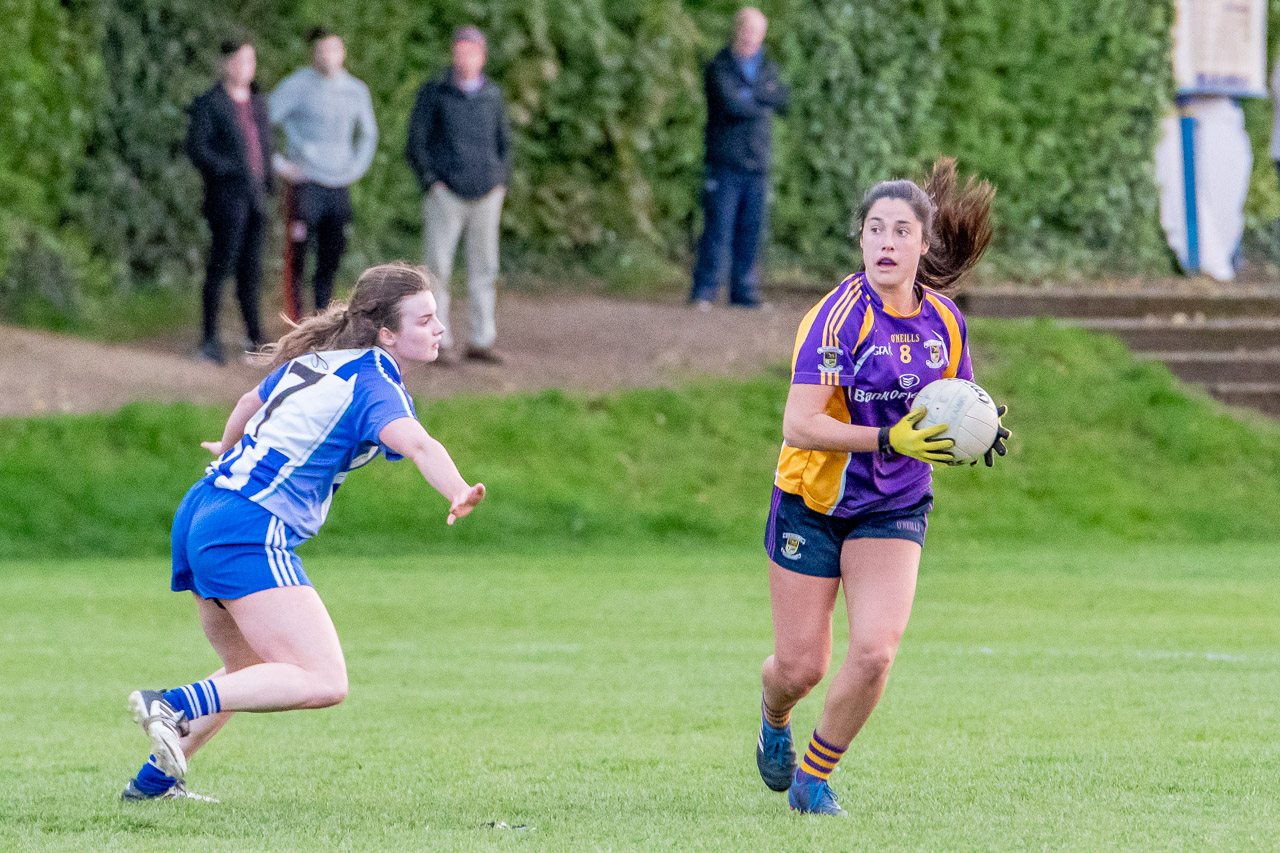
[[755, 160, 1009, 815], [121, 263, 485, 802]]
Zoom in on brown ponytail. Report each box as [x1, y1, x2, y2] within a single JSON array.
[[855, 157, 995, 293], [256, 262, 434, 369]]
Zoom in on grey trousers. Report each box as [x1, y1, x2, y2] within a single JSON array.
[[422, 183, 505, 349]]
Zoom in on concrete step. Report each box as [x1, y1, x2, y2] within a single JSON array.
[[1206, 382, 1280, 417], [1068, 318, 1280, 352], [1138, 350, 1280, 384], [960, 287, 1280, 320]]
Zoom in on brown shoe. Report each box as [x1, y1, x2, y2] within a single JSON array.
[[465, 345, 504, 364]]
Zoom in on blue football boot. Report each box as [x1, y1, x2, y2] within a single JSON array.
[[788, 774, 847, 816], [756, 718, 797, 791]]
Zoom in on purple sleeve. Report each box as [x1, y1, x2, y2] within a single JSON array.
[[792, 303, 858, 387], [956, 345, 974, 382], [257, 363, 289, 402], [955, 316, 974, 382]]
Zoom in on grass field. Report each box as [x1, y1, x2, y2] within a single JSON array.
[[4, 318, 1280, 849], [2, 540, 1277, 851]]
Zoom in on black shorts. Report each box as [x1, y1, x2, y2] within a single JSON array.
[[293, 183, 352, 230], [764, 487, 931, 579]]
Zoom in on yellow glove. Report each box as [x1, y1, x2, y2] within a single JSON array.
[[878, 407, 955, 464]]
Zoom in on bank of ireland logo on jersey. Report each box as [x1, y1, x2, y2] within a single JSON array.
[[924, 336, 948, 369], [781, 532, 806, 560], [817, 346, 841, 374]]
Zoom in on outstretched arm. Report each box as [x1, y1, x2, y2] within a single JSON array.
[[202, 389, 265, 455], [379, 417, 485, 525]]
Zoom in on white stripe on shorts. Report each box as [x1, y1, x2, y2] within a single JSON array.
[[275, 518, 299, 585], [264, 517, 286, 587]]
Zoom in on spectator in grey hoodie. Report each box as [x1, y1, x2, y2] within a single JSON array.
[[405, 26, 512, 364], [270, 28, 378, 316]]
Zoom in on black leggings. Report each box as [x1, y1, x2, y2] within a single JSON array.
[[288, 183, 352, 317], [202, 196, 265, 346]]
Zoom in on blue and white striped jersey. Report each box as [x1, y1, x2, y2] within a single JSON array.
[[204, 347, 417, 539]]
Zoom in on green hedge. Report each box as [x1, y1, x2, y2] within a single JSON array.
[[5, 0, 1180, 328], [0, 0, 104, 325]]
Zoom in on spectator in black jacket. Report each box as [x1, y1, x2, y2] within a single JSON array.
[[186, 39, 274, 365], [405, 26, 512, 364], [690, 7, 789, 310]]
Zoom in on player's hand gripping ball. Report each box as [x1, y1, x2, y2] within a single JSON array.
[[912, 378, 1009, 466], [884, 407, 955, 464]]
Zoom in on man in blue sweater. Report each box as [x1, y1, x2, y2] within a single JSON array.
[[689, 7, 789, 311], [405, 26, 512, 364], [270, 28, 378, 317]]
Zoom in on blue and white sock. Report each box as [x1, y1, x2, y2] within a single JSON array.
[[133, 756, 176, 795], [163, 679, 221, 722]]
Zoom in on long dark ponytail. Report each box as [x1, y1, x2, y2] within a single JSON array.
[[256, 262, 434, 368], [855, 157, 995, 293]]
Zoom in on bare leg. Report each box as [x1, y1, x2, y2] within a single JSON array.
[[761, 561, 841, 716], [206, 585, 348, 712], [813, 538, 920, 748], [178, 594, 267, 759]]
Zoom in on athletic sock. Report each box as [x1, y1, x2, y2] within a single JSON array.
[[762, 696, 791, 730], [796, 731, 846, 783], [133, 756, 176, 795], [163, 679, 221, 722]]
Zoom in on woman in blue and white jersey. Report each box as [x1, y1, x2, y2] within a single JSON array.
[[122, 263, 484, 801]]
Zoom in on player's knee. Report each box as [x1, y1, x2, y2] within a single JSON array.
[[848, 641, 899, 681], [776, 656, 827, 695], [311, 670, 349, 708]]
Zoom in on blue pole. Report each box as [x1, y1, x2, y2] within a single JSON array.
[[1179, 114, 1200, 274]]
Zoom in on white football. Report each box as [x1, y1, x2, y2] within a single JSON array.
[[912, 378, 999, 464]]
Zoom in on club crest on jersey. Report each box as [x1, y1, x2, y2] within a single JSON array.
[[781, 532, 806, 560], [817, 346, 841, 373], [899, 373, 921, 389], [924, 337, 947, 369]]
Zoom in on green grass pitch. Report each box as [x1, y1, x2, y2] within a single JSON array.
[[2, 541, 1277, 851]]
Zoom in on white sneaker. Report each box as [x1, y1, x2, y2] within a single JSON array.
[[127, 690, 189, 780]]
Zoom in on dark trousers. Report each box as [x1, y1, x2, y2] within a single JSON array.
[[202, 194, 265, 346], [690, 165, 768, 305], [288, 183, 352, 317]]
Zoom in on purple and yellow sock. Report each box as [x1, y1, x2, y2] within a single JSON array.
[[762, 697, 791, 730], [163, 679, 221, 722], [796, 731, 846, 783]]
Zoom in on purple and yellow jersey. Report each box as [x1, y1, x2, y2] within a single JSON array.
[[775, 272, 973, 517]]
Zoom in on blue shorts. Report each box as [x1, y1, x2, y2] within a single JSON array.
[[764, 487, 931, 579], [171, 479, 311, 600]]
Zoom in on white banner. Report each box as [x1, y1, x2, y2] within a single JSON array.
[[1155, 98, 1252, 281], [1173, 0, 1267, 96]]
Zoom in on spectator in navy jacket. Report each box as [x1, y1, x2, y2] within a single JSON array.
[[690, 8, 789, 310], [186, 39, 274, 365], [405, 26, 512, 364]]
